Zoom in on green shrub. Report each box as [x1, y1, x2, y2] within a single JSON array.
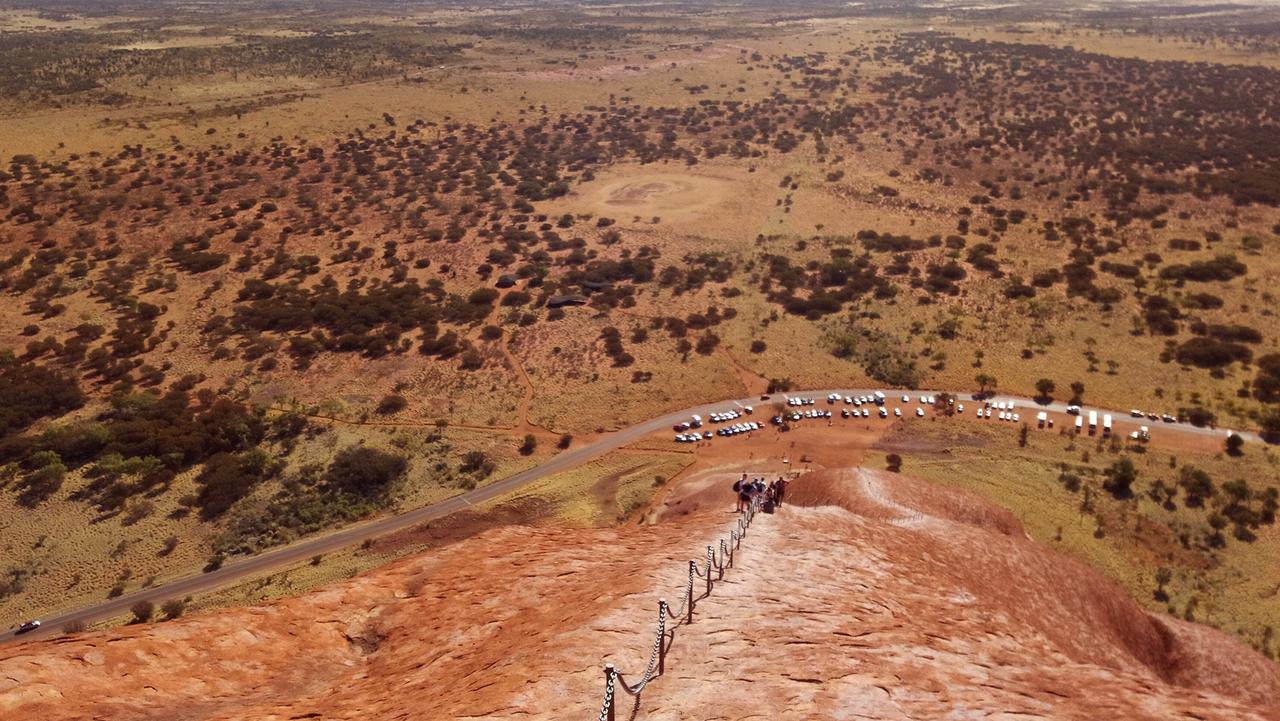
[[327, 446, 407, 498]]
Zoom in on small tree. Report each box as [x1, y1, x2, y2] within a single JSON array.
[[1154, 567, 1172, 602], [519, 434, 537, 456], [975, 373, 997, 396], [1069, 381, 1086, 405], [1225, 432, 1245, 456], [130, 600, 154, 623], [557, 433, 573, 450], [161, 599, 186, 620], [327, 446, 408, 498], [376, 395, 408, 415], [1262, 406, 1280, 443], [1018, 423, 1030, 447], [1103, 457, 1137, 498], [1034, 378, 1055, 402], [885, 454, 902, 473]]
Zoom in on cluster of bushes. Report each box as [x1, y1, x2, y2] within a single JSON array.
[[1153, 467, 1280, 545], [214, 446, 407, 554], [1158, 255, 1248, 284], [1254, 354, 1280, 403], [223, 276, 498, 361], [168, 237, 228, 274], [599, 327, 634, 367], [0, 387, 275, 511], [0, 354, 85, 437], [826, 325, 919, 388], [1175, 336, 1252, 370]]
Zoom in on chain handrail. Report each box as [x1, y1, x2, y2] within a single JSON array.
[[592, 495, 767, 720]]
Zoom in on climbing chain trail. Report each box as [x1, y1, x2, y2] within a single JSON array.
[[593, 496, 766, 721]]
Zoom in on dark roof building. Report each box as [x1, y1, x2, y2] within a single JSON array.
[[547, 294, 589, 309]]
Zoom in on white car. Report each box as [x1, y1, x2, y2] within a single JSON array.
[[916, 407, 925, 417], [894, 407, 902, 417], [1012, 413, 1020, 422], [861, 408, 869, 417], [957, 404, 964, 413], [879, 408, 887, 418], [902, 395, 910, 403]]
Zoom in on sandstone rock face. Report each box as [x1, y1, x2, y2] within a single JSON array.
[[2, 467, 1278, 721]]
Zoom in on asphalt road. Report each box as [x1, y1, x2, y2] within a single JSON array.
[[2, 387, 1251, 645]]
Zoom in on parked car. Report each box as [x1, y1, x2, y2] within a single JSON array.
[[915, 407, 925, 417], [894, 407, 902, 417]]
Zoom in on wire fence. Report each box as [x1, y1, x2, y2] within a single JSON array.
[[593, 495, 768, 721]]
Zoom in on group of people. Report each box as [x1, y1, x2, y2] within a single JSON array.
[[733, 472, 787, 513]]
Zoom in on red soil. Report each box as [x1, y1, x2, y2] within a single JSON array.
[[2, 467, 1277, 720]]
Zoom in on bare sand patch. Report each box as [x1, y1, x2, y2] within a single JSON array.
[[579, 172, 730, 222]]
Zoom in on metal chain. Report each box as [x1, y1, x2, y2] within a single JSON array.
[[622, 602, 667, 696], [597, 666, 615, 721], [667, 563, 694, 621]]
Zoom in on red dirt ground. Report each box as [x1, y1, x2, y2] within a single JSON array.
[[3, 464, 1278, 720]]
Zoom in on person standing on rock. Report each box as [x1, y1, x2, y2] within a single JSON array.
[[733, 476, 747, 513], [773, 476, 788, 507]]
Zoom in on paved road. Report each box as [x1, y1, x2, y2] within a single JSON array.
[[2, 387, 1250, 645]]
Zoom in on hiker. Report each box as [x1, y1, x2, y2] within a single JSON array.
[[733, 476, 746, 512], [774, 476, 788, 507]]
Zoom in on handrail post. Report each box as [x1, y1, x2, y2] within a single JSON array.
[[657, 599, 668, 676], [604, 663, 616, 721], [718, 539, 727, 579], [686, 560, 695, 623], [729, 531, 736, 565], [705, 546, 713, 597]]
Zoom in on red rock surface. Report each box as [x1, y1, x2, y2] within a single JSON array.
[[2, 467, 1278, 720]]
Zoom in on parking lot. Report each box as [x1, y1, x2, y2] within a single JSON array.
[[672, 390, 1197, 447]]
